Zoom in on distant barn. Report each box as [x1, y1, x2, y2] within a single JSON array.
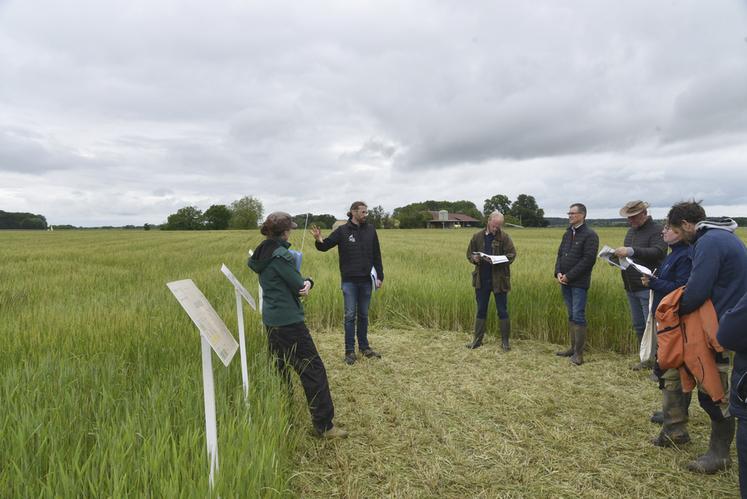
[[426, 210, 481, 229]]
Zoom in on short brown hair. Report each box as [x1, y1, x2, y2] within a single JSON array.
[[570, 203, 587, 216], [667, 201, 705, 228], [260, 211, 297, 237]]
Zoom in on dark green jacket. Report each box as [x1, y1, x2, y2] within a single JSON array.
[[466, 229, 517, 293], [248, 238, 309, 327]]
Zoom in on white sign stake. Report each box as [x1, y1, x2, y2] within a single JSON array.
[[220, 264, 257, 401], [167, 278, 239, 490], [201, 336, 219, 488]]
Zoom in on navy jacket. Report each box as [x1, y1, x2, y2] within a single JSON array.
[[315, 220, 384, 283], [649, 241, 692, 315], [718, 291, 747, 418], [554, 224, 599, 289], [679, 227, 747, 318]]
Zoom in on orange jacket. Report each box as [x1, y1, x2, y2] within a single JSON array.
[[656, 286, 726, 402]]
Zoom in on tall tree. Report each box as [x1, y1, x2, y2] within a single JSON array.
[[204, 204, 232, 230], [229, 196, 263, 229], [483, 194, 512, 217], [0, 210, 48, 230], [369, 205, 388, 229], [292, 213, 337, 230], [164, 206, 204, 230], [510, 194, 548, 227]]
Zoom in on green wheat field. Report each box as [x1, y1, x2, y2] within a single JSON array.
[[1, 228, 744, 497]]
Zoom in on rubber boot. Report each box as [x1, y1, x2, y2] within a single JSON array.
[[651, 388, 690, 447], [556, 321, 575, 357], [570, 324, 586, 365], [650, 411, 664, 425], [652, 382, 692, 424], [687, 417, 735, 474], [466, 318, 486, 349], [499, 318, 510, 352]]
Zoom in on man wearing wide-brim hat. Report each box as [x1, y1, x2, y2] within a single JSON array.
[[614, 200, 668, 370]]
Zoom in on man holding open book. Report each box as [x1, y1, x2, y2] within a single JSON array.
[[615, 200, 667, 371], [465, 211, 517, 351]]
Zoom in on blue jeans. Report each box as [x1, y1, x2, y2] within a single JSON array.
[[475, 285, 508, 320], [341, 281, 372, 352], [561, 285, 588, 326], [626, 289, 650, 339]]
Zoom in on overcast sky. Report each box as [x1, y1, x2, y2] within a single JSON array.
[[1, 1, 746, 226]]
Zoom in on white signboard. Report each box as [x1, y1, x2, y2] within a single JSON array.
[[167, 279, 239, 367], [220, 264, 257, 310]]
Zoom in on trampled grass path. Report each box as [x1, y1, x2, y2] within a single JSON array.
[[290, 327, 739, 498]]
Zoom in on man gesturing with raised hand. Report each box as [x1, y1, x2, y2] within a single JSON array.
[[311, 201, 384, 366]]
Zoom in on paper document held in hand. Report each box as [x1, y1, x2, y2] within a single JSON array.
[[472, 252, 509, 265], [597, 245, 653, 276]]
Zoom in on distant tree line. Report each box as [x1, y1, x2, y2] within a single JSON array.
[[0, 210, 48, 230], [6, 192, 551, 231], [162, 196, 264, 230]]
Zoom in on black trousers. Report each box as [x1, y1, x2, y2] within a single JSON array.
[[266, 322, 335, 432]]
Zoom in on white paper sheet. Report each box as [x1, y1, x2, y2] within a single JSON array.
[[472, 252, 509, 265]]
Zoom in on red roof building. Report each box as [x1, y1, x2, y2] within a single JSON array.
[[426, 210, 481, 229]]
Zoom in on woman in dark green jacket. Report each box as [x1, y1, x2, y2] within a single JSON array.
[[249, 212, 347, 439]]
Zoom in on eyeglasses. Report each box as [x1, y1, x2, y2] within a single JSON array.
[[567, 212, 582, 216]]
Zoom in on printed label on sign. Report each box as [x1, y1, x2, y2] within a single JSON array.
[[167, 279, 239, 366], [220, 264, 257, 310]]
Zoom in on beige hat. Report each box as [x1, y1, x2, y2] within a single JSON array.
[[260, 211, 297, 236], [619, 200, 649, 218]]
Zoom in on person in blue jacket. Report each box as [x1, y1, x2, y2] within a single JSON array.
[[718, 290, 747, 497], [668, 201, 747, 474], [641, 224, 692, 447]]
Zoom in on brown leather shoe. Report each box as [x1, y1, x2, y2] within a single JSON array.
[[344, 351, 356, 365], [360, 348, 381, 359]]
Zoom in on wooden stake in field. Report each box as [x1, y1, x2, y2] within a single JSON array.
[[166, 279, 239, 490], [220, 263, 258, 402]]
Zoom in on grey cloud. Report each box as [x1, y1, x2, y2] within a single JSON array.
[[339, 138, 397, 162], [0, 127, 96, 174]]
